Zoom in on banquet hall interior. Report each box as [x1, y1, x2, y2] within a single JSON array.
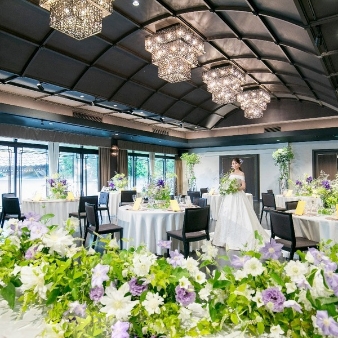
[[0, 0, 338, 249]]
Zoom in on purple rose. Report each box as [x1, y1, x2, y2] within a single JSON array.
[[128, 277, 148, 296], [175, 286, 196, 306], [295, 180, 302, 186], [306, 176, 313, 183], [261, 287, 285, 312], [322, 180, 331, 190], [89, 286, 104, 302], [156, 179, 165, 188]]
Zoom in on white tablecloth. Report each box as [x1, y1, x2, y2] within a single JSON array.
[[275, 195, 321, 209], [102, 191, 121, 222], [117, 205, 207, 255], [22, 199, 79, 226], [292, 214, 338, 243]]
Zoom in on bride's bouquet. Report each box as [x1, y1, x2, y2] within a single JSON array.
[[219, 171, 240, 195]]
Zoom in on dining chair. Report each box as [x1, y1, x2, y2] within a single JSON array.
[[84, 202, 123, 249], [68, 195, 98, 237], [200, 188, 208, 196], [1, 193, 15, 225], [267, 189, 273, 193], [260, 192, 286, 224], [187, 191, 201, 201], [119, 190, 137, 206], [192, 197, 207, 208], [269, 210, 318, 260], [97, 191, 111, 223], [285, 200, 299, 210], [166, 206, 210, 258], [1, 197, 26, 228]]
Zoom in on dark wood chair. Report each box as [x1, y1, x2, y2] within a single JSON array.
[[97, 191, 111, 223], [200, 188, 208, 196], [166, 206, 210, 258], [187, 191, 201, 202], [1, 196, 26, 228], [285, 200, 299, 210], [119, 190, 137, 206], [260, 192, 286, 224], [193, 197, 207, 207], [84, 202, 123, 249], [269, 210, 318, 260], [1, 193, 15, 225], [68, 195, 98, 236]]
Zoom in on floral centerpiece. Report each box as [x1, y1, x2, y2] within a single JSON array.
[[2, 214, 338, 337], [290, 171, 338, 213], [111, 172, 128, 190], [106, 180, 117, 191], [219, 171, 240, 195], [47, 173, 68, 199], [272, 145, 294, 192], [180, 152, 201, 191], [145, 177, 171, 208]]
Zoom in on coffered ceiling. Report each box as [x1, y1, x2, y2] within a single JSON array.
[[0, 0, 337, 147]]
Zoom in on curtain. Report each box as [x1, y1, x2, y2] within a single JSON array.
[[48, 142, 59, 175], [149, 152, 155, 176], [99, 147, 111, 190], [118, 140, 177, 155], [118, 149, 128, 176], [175, 155, 183, 195]]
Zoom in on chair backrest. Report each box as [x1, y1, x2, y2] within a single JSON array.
[[187, 191, 201, 200], [285, 200, 298, 210], [121, 190, 137, 203], [99, 191, 109, 205], [193, 197, 207, 208], [261, 192, 276, 209], [200, 188, 208, 196], [2, 197, 21, 215], [270, 210, 295, 243], [85, 202, 99, 231], [78, 195, 98, 213], [182, 206, 210, 236]]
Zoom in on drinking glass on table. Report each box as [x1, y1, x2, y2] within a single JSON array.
[[132, 194, 136, 202]]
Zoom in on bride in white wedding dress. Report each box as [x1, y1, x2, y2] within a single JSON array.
[[213, 158, 270, 250]]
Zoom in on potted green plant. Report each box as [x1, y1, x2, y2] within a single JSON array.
[[272, 145, 294, 193], [180, 152, 201, 191]]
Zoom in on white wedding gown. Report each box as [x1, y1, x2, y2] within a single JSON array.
[[213, 174, 270, 250]]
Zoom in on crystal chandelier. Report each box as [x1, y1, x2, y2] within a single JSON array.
[[145, 24, 205, 83], [39, 0, 114, 40], [237, 87, 271, 119], [202, 64, 245, 104]]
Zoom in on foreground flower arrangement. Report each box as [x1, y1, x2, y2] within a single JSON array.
[[111, 172, 128, 190], [1, 214, 338, 337]]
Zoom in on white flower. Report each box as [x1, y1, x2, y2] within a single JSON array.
[[0, 280, 5, 287], [252, 291, 264, 308], [11, 264, 22, 276], [284, 260, 309, 281], [87, 248, 96, 255], [311, 270, 333, 298], [243, 257, 264, 276], [212, 289, 226, 304], [132, 252, 157, 277], [269, 324, 284, 337], [20, 265, 50, 299], [234, 287, 255, 300], [65, 245, 81, 258], [181, 257, 199, 274], [200, 242, 218, 260], [100, 282, 138, 320], [142, 292, 164, 315], [42, 227, 74, 256], [297, 290, 313, 311], [285, 282, 297, 294], [178, 276, 192, 290], [199, 283, 213, 301], [234, 269, 247, 280], [108, 238, 119, 249], [8, 235, 21, 248], [179, 306, 191, 322], [187, 302, 208, 319], [193, 270, 206, 284], [64, 217, 79, 232]]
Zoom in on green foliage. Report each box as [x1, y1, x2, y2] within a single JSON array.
[[219, 171, 240, 195], [272, 145, 294, 181]]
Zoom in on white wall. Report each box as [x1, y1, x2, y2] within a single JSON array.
[[185, 139, 338, 198]]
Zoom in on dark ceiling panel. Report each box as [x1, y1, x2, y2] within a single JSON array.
[[0, 33, 36, 74], [184, 107, 210, 125], [214, 39, 254, 58], [165, 101, 195, 121], [142, 93, 177, 114], [74, 68, 126, 98], [131, 64, 166, 89], [24, 49, 88, 87], [162, 0, 205, 11], [119, 30, 152, 61], [160, 82, 195, 99], [183, 88, 210, 106], [255, 0, 301, 21]]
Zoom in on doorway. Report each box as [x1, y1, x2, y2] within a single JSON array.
[[219, 154, 260, 200]]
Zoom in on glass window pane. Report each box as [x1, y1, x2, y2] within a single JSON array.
[[0, 146, 15, 206], [84, 154, 98, 195]]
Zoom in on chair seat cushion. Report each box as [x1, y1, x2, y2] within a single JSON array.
[[69, 212, 86, 218], [167, 229, 207, 240], [276, 237, 318, 249], [4, 213, 25, 220], [88, 224, 122, 235], [97, 206, 108, 211]]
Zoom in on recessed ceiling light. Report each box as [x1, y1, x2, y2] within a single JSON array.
[[276, 139, 280, 141], [115, 133, 118, 136], [49, 122, 53, 125], [80, 95, 84, 98], [113, 104, 117, 107], [133, 0, 139, 6]]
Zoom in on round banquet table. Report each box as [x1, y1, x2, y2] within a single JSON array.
[[117, 205, 207, 255], [275, 195, 321, 209], [22, 199, 79, 227]]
